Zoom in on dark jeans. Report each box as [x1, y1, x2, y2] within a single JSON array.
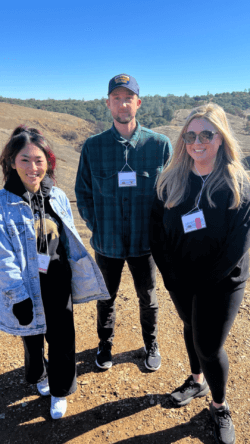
[[169, 282, 245, 404], [95, 252, 158, 346], [22, 262, 77, 398]]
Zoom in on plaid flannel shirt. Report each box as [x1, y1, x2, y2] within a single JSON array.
[[75, 121, 172, 258]]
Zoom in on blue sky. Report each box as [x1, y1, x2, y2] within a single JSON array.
[[1, 0, 249, 101]]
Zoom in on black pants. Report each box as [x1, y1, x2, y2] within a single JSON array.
[[22, 262, 77, 398], [95, 252, 158, 346], [169, 282, 245, 404]]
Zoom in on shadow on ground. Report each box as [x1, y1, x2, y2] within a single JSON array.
[[0, 348, 214, 444]]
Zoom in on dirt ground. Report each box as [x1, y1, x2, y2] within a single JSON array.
[[0, 216, 250, 444], [0, 104, 250, 443]]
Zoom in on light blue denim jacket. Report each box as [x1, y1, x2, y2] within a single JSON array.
[[0, 186, 110, 336]]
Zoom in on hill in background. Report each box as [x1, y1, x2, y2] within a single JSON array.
[[0, 102, 250, 209], [153, 109, 250, 157], [1, 89, 250, 131], [0, 102, 99, 204]]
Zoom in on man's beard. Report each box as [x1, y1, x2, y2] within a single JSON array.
[[114, 114, 133, 124]]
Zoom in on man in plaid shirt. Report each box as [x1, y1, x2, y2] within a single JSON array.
[[75, 74, 172, 371]]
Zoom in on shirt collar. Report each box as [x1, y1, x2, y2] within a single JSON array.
[[111, 120, 142, 149]]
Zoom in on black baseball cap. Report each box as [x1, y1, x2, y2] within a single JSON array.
[[108, 74, 139, 96]]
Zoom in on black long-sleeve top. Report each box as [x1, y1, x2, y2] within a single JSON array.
[[150, 172, 250, 292]]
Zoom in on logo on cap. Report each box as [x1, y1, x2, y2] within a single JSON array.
[[115, 75, 130, 85]]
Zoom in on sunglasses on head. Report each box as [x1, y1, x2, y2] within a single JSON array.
[[182, 130, 218, 144]]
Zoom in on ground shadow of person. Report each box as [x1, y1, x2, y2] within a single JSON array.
[[0, 345, 157, 418], [0, 366, 38, 408], [113, 408, 214, 444], [1, 392, 214, 444]]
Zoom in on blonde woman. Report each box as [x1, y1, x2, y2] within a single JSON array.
[[150, 104, 250, 444]]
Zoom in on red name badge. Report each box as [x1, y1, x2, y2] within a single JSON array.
[[195, 218, 202, 229]]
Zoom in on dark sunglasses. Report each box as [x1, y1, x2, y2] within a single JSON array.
[[182, 130, 218, 144]]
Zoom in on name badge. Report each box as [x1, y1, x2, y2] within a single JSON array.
[[38, 253, 51, 274], [118, 171, 137, 187], [181, 210, 206, 234]]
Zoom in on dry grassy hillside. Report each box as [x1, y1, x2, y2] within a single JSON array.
[[0, 103, 98, 228], [0, 102, 97, 148]]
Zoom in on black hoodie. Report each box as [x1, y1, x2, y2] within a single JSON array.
[[150, 172, 250, 292]]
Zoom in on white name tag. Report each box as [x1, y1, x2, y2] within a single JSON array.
[[118, 171, 137, 187], [38, 253, 51, 274], [181, 210, 206, 233]]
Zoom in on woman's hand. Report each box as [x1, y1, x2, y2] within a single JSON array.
[[12, 298, 33, 326]]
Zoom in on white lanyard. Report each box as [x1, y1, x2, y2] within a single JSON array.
[[118, 143, 137, 187], [120, 144, 134, 173], [181, 167, 211, 234], [185, 166, 212, 216]]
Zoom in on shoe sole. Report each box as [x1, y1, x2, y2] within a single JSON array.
[[144, 360, 161, 371], [171, 385, 210, 406], [95, 359, 112, 369]]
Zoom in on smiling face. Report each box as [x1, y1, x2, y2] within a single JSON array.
[[106, 87, 141, 125], [185, 118, 223, 173], [12, 143, 48, 193]]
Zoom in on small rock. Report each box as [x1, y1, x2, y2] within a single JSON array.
[[0, 414, 5, 419], [150, 399, 155, 405], [22, 403, 28, 407]]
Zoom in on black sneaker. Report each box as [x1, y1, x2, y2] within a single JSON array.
[[210, 400, 236, 444], [170, 375, 209, 406], [144, 343, 161, 371], [95, 341, 112, 369]]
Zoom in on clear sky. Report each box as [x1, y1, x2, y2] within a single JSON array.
[[1, 0, 249, 101]]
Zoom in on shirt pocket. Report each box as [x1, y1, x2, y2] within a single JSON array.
[[92, 170, 117, 198], [136, 168, 159, 196]]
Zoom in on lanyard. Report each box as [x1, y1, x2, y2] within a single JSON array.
[[184, 166, 212, 216], [120, 142, 134, 172], [28, 189, 49, 256]]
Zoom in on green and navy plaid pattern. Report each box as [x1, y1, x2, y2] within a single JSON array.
[[75, 122, 172, 258]]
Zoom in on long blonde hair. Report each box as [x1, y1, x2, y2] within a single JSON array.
[[157, 103, 249, 209]]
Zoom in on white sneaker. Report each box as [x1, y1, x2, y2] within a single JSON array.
[[50, 396, 67, 419], [37, 377, 50, 396]]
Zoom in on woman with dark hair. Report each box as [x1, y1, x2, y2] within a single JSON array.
[[0, 126, 109, 419], [150, 104, 250, 444]]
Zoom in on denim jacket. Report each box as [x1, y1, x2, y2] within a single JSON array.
[[0, 186, 110, 336]]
